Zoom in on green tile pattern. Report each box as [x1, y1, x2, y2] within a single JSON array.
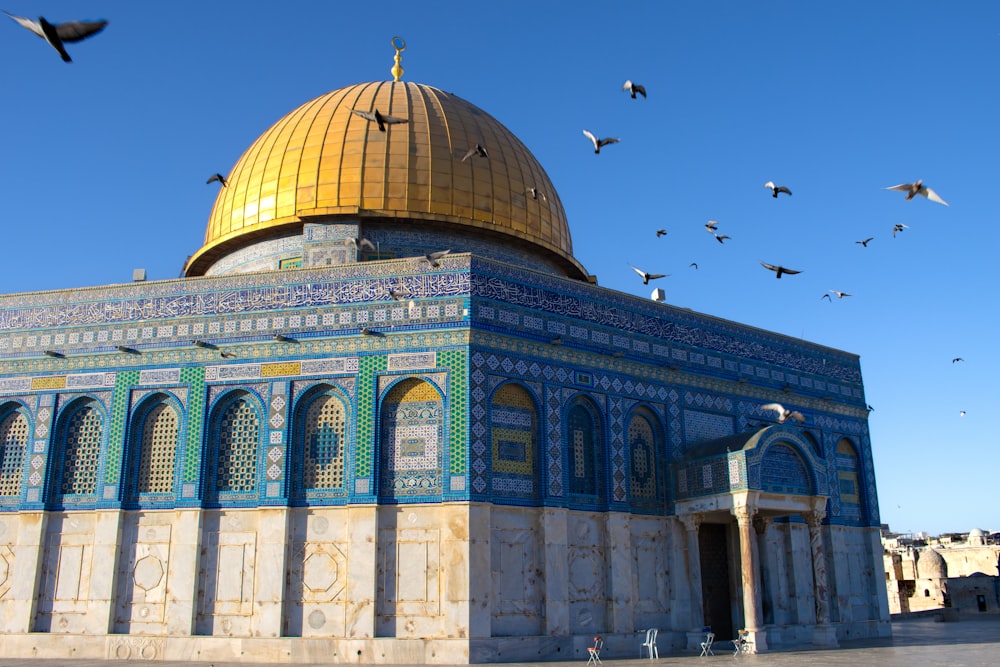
[[105, 370, 139, 484], [440, 349, 468, 475], [181, 366, 206, 484], [355, 355, 386, 478]]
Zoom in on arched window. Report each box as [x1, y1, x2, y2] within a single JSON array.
[[295, 388, 348, 496], [126, 397, 179, 504], [836, 438, 864, 523], [208, 392, 260, 500], [628, 411, 658, 503], [57, 400, 103, 498], [567, 399, 602, 501], [0, 408, 28, 497], [490, 383, 538, 500], [379, 378, 444, 501]]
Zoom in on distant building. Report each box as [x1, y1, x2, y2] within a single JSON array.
[[883, 527, 1000, 616], [0, 43, 890, 663]]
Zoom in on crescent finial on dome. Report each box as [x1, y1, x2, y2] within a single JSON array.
[[391, 36, 406, 82]]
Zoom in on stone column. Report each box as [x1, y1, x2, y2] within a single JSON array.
[[678, 514, 703, 630], [753, 515, 772, 627], [732, 505, 767, 652], [805, 509, 838, 646], [679, 514, 711, 652]]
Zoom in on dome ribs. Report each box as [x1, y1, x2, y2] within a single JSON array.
[[189, 81, 585, 279]]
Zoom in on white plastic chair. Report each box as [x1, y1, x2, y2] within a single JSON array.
[[587, 636, 604, 666], [640, 628, 658, 659], [732, 629, 753, 656], [699, 631, 715, 656]]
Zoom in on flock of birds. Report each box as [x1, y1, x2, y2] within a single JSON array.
[[588, 80, 953, 311], [6, 14, 968, 422], [583, 79, 967, 422]]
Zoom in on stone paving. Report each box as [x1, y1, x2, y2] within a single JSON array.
[[0, 616, 997, 667]]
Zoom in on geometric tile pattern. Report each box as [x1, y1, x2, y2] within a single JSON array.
[[469, 352, 489, 495], [567, 401, 599, 499], [608, 396, 626, 502], [546, 386, 563, 497], [180, 366, 205, 485], [439, 350, 467, 476], [300, 392, 346, 491], [835, 438, 862, 524], [759, 443, 812, 495], [379, 378, 443, 500], [354, 354, 386, 480], [212, 395, 260, 496], [0, 410, 28, 497], [489, 383, 536, 499], [59, 402, 103, 497], [105, 370, 140, 485], [469, 260, 863, 385], [136, 402, 179, 495], [627, 412, 657, 502]]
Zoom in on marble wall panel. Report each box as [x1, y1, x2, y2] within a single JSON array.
[[490, 508, 543, 636], [566, 513, 607, 634]]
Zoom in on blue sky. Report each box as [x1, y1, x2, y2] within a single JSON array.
[[1, 2, 997, 536]]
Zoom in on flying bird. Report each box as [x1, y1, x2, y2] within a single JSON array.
[[959, 410, 966, 417], [4, 12, 108, 63], [760, 262, 801, 279], [705, 220, 719, 233], [714, 233, 731, 244], [689, 262, 699, 269], [761, 402, 805, 424], [892, 223, 909, 237], [207, 173, 228, 187], [424, 249, 451, 267], [388, 288, 411, 301], [350, 237, 377, 253], [461, 144, 489, 162], [628, 264, 668, 285], [350, 108, 408, 131], [582, 130, 620, 154], [952, 357, 964, 363], [622, 80, 647, 99], [655, 229, 667, 237], [764, 181, 792, 198], [884, 180, 949, 206], [855, 237, 874, 247], [827, 290, 852, 299], [525, 187, 546, 201]]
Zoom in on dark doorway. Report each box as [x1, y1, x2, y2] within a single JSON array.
[[699, 523, 734, 640], [977, 594, 987, 612]]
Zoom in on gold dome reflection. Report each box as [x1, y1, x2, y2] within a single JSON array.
[[187, 81, 583, 279]]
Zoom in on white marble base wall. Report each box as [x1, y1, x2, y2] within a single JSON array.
[[0, 506, 890, 663]]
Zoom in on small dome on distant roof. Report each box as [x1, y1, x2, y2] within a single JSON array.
[[916, 548, 948, 579]]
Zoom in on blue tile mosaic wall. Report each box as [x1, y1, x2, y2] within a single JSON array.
[[0, 251, 877, 527]]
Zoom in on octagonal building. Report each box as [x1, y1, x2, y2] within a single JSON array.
[[0, 47, 890, 663]]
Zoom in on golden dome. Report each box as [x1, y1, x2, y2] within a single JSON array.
[[186, 81, 586, 278]]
